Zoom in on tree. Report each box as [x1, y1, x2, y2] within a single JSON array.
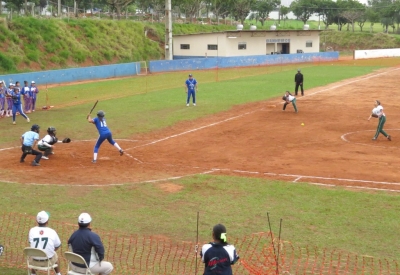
[[231, 0, 256, 24], [290, 0, 317, 24], [365, 7, 380, 32], [368, 0, 396, 33], [209, 0, 233, 23], [279, 5, 290, 24], [316, 0, 338, 29], [252, 0, 280, 26], [107, 0, 134, 19]]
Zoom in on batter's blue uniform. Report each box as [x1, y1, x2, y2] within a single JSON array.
[[185, 78, 197, 105], [11, 90, 29, 122], [92, 117, 116, 153]]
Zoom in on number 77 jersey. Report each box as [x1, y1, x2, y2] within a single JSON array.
[[28, 226, 61, 259]]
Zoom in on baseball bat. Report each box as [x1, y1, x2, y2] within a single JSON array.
[[87, 100, 98, 119]]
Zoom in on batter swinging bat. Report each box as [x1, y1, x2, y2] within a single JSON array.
[[87, 100, 98, 119]]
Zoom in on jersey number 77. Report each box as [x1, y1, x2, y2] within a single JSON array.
[[33, 237, 48, 249]]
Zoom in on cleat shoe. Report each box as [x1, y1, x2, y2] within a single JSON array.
[[193, 103, 196, 106], [20, 159, 25, 163], [41, 156, 49, 160], [119, 149, 124, 156], [387, 135, 391, 141], [50, 152, 55, 155], [92, 160, 96, 163], [12, 121, 16, 125], [372, 138, 377, 141], [26, 118, 30, 122], [186, 104, 189, 107], [31, 161, 40, 166]]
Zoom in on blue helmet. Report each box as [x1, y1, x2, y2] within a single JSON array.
[[31, 124, 40, 132]]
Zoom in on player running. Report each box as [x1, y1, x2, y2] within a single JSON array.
[[7, 87, 30, 124], [88, 110, 124, 163], [368, 100, 391, 141], [282, 91, 298, 113]]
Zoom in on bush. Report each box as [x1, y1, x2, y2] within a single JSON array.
[[0, 52, 16, 71]]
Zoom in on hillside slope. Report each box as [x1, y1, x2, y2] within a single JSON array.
[[0, 17, 399, 74]]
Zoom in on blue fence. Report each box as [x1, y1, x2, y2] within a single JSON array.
[[0, 62, 140, 85], [150, 52, 339, 73], [0, 52, 338, 85]]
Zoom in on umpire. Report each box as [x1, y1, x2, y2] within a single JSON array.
[[20, 124, 42, 166], [294, 69, 304, 96]]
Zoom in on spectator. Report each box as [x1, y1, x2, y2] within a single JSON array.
[[28, 211, 62, 275], [68, 213, 113, 275]]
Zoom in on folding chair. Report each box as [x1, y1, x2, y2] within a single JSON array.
[[64, 251, 93, 275], [23, 247, 58, 275]]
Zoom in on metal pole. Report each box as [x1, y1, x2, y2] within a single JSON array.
[[58, 0, 61, 17], [165, 0, 173, 60]]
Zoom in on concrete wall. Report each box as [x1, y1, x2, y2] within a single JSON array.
[[151, 52, 339, 73], [0, 62, 140, 85], [354, 48, 400, 59]]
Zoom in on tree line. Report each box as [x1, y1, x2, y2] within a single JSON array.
[[2, 0, 400, 32]]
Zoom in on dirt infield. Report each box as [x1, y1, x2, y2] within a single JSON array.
[[1, 66, 400, 190]]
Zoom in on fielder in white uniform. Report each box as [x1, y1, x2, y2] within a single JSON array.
[[28, 211, 62, 275], [368, 100, 391, 141]]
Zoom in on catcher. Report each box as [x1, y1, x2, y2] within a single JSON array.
[[38, 127, 58, 160]]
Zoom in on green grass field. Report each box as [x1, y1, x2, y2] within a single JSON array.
[[1, 58, 400, 274]]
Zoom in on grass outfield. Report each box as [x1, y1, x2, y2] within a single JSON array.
[[1, 59, 400, 274]]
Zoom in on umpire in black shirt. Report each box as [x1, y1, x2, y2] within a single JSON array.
[[294, 69, 304, 96]]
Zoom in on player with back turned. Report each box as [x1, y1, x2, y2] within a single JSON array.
[[88, 110, 124, 163]]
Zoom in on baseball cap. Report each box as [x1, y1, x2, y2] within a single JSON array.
[[188, 74, 193, 77], [9, 83, 14, 86], [37, 211, 50, 223], [78, 213, 92, 224], [297, 69, 301, 72], [31, 81, 36, 84]]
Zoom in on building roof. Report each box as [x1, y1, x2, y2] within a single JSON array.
[[173, 29, 322, 37]]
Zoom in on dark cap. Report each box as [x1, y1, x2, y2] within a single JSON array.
[[189, 74, 193, 77]]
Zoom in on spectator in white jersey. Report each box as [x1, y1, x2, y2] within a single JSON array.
[[28, 211, 62, 275], [200, 224, 239, 275]]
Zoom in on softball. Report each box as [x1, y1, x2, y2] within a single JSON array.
[[301, 123, 304, 126]]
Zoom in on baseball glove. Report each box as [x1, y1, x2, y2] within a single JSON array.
[[371, 113, 378, 118], [62, 137, 71, 143], [282, 96, 287, 101]]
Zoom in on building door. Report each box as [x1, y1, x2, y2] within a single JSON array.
[[281, 43, 289, 54]]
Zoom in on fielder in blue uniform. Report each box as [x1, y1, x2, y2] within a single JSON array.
[[88, 110, 124, 163], [8, 87, 30, 124], [185, 73, 198, 106]]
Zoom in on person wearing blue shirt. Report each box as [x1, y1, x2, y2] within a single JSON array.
[[200, 224, 239, 275], [68, 213, 113, 275], [20, 124, 42, 166], [87, 110, 124, 163], [185, 73, 198, 107], [8, 87, 30, 125], [21, 81, 31, 113], [0, 81, 5, 118]]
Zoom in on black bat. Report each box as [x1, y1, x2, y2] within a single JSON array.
[[87, 100, 98, 119]]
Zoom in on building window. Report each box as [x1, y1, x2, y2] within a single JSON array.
[[180, 44, 190, 50], [208, 44, 218, 50], [306, 41, 312, 47], [238, 42, 247, 50]]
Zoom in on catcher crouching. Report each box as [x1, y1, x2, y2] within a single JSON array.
[[38, 127, 57, 159]]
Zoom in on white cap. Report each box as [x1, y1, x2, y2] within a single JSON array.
[[31, 81, 36, 84], [37, 211, 50, 224], [78, 213, 92, 224], [9, 83, 14, 86]]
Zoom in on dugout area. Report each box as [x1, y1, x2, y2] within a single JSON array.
[[0, 66, 399, 190]]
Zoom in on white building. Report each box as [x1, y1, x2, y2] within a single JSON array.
[[173, 29, 321, 59]]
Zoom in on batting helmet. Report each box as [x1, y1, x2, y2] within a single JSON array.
[[47, 127, 56, 135], [31, 124, 40, 132], [97, 110, 105, 118]]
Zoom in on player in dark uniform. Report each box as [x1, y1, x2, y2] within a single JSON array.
[[200, 224, 239, 275], [88, 110, 124, 163], [294, 69, 304, 96]]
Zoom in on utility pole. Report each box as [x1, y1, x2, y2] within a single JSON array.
[[165, 0, 173, 60], [58, 0, 61, 17]]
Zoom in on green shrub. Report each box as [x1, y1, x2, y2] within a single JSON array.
[[72, 50, 86, 63], [0, 52, 16, 71], [59, 50, 70, 59]]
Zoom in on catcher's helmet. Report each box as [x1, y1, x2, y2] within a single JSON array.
[[47, 127, 56, 135], [97, 110, 105, 118], [31, 124, 40, 132]]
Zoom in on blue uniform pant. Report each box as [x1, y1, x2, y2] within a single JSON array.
[[94, 132, 116, 153], [0, 98, 4, 110], [12, 104, 28, 121], [32, 97, 37, 111], [186, 90, 196, 104]]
